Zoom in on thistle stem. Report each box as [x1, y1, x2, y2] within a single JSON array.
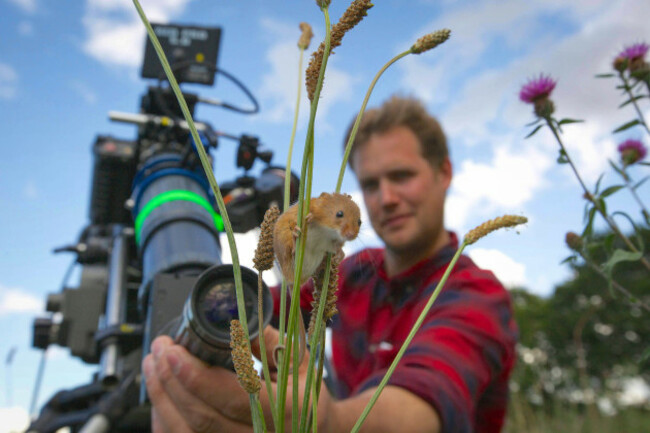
[[620, 73, 650, 137], [350, 242, 467, 433], [622, 173, 650, 224], [545, 118, 650, 271], [577, 250, 650, 313]]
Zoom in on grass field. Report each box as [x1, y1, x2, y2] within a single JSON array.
[[504, 394, 649, 433]]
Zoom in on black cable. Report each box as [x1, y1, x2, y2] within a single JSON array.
[[211, 67, 260, 114], [155, 61, 260, 115]]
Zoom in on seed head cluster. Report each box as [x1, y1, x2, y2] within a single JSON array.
[[253, 206, 280, 272], [306, 0, 374, 101], [464, 215, 528, 245], [411, 29, 451, 54], [298, 22, 314, 50], [308, 251, 343, 341], [230, 320, 261, 394]]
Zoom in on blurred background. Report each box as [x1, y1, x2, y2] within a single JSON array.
[[0, 0, 648, 431]]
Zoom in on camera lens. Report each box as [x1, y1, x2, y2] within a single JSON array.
[[174, 264, 272, 368], [197, 281, 250, 332]]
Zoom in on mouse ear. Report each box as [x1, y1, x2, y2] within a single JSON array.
[[319, 192, 330, 198]]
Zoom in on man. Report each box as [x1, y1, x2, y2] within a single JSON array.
[[143, 95, 517, 432]]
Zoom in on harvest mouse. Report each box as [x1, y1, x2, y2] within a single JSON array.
[[272, 192, 361, 367], [274, 192, 362, 285]]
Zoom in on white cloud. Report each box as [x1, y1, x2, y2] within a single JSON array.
[[395, 0, 650, 232], [82, 0, 192, 68], [6, 0, 37, 14], [0, 63, 18, 100], [446, 144, 553, 231], [0, 285, 44, 316], [257, 18, 355, 128], [468, 248, 527, 288], [0, 406, 29, 433]]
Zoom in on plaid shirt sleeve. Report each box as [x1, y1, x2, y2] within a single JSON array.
[[355, 257, 517, 433]]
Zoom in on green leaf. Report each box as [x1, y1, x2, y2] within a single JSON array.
[[600, 185, 624, 198], [633, 175, 649, 190], [598, 198, 607, 216], [594, 173, 605, 194], [601, 248, 643, 276], [608, 159, 627, 179], [595, 73, 616, 78], [611, 211, 646, 253], [582, 206, 597, 238], [557, 118, 584, 125], [560, 254, 578, 265], [603, 232, 616, 253], [557, 148, 569, 164], [525, 118, 543, 127], [525, 124, 544, 139], [613, 119, 641, 133], [618, 95, 646, 108]]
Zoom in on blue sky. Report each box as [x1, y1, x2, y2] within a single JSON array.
[[1, 0, 649, 429]]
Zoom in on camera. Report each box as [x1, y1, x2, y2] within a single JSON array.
[[28, 23, 297, 433]]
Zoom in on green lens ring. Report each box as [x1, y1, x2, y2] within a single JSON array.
[[135, 189, 224, 245]]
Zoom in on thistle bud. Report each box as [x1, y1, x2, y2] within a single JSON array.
[[534, 98, 555, 118], [565, 232, 583, 251]]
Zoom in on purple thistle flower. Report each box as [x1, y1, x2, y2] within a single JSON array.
[[519, 74, 557, 104], [618, 42, 649, 61], [618, 139, 647, 166]]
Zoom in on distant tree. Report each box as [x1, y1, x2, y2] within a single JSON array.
[[510, 229, 649, 405]]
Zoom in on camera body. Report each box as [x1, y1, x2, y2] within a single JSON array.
[[29, 23, 296, 433]]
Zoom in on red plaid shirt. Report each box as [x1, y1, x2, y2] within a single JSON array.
[[272, 232, 517, 433]]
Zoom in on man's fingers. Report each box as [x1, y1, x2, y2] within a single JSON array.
[[148, 337, 255, 432], [143, 354, 193, 433]]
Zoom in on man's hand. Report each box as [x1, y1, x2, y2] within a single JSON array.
[[142, 326, 334, 433]]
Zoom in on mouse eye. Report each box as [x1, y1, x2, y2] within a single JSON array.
[[336, 210, 344, 218], [358, 219, 362, 226]]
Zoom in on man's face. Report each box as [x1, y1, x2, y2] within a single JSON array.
[[352, 126, 451, 257]]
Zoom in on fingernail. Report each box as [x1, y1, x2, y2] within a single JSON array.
[[152, 341, 163, 360], [167, 352, 181, 376], [142, 356, 152, 379]]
